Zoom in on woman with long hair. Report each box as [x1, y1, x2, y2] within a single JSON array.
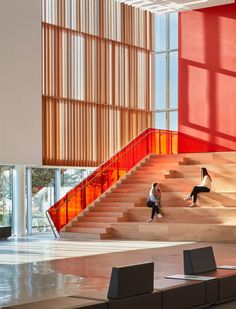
[[184, 167, 212, 207], [147, 182, 162, 223]]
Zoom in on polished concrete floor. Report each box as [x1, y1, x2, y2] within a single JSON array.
[[0, 233, 190, 264], [1, 234, 236, 308]]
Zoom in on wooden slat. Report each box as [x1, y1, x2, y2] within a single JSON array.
[[42, 0, 154, 166]]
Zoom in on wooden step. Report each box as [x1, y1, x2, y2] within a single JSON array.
[[141, 159, 184, 164], [66, 226, 111, 234], [169, 164, 236, 173], [101, 197, 142, 202], [183, 159, 234, 165], [163, 192, 236, 207], [121, 173, 235, 186], [105, 192, 146, 198], [137, 165, 171, 172], [116, 183, 192, 192], [150, 154, 185, 159], [167, 171, 236, 178], [112, 187, 150, 193], [89, 206, 132, 212], [158, 191, 236, 201], [71, 221, 112, 228], [127, 207, 236, 224], [183, 152, 236, 162], [60, 231, 101, 240], [141, 161, 183, 165], [127, 174, 168, 180], [136, 164, 181, 171], [77, 217, 121, 222], [134, 170, 171, 175], [85, 211, 127, 217], [122, 179, 163, 184], [60, 231, 112, 240], [99, 193, 236, 207], [94, 201, 135, 207], [96, 198, 147, 207], [110, 222, 236, 242], [117, 183, 152, 189]]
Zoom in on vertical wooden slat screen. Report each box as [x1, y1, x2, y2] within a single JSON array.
[[42, 0, 154, 166]]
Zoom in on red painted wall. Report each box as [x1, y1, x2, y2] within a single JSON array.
[[179, 3, 236, 153]]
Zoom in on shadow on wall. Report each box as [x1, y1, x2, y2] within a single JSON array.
[[178, 4, 236, 153]]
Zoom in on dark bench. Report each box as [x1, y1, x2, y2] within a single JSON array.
[[200, 268, 236, 304], [71, 256, 236, 309], [0, 226, 11, 239], [183, 246, 236, 306], [156, 277, 217, 309], [72, 262, 162, 309]]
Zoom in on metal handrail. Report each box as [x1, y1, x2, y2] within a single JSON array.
[[45, 210, 59, 238]]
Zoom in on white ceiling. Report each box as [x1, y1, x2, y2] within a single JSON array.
[[115, 0, 234, 14]]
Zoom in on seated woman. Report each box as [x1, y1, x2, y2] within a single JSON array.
[[184, 167, 212, 207], [147, 183, 162, 223]]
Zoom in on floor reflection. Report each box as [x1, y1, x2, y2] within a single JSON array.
[[0, 236, 236, 308]]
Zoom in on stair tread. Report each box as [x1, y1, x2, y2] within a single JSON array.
[[111, 222, 236, 227], [66, 226, 111, 233]]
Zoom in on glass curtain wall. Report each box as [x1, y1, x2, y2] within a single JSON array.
[[154, 12, 178, 130], [0, 166, 94, 234], [30, 168, 55, 233], [26, 167, 94, 233]]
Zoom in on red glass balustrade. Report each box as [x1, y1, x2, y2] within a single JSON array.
[[46, 128, 178, 232]]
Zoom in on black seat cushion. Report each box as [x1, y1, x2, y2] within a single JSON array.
[[107, 262, 154, 299], [184, 246, 216, 275]]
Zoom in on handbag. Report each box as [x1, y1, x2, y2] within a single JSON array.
[[146, 200, 155, 208]]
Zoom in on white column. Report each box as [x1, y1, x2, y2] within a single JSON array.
[[54, 168, 61, 202], [13, 165, 26, 236], [26, 168, 32, 234]]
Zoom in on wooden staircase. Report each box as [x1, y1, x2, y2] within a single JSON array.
[[60, 152, 236, 242]]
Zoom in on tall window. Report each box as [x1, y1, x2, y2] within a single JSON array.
[[154, 13, 178, 131], [0, 166, 13, 227], [26, 167, 94, 233]]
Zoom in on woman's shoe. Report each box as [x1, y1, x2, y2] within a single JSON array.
[[157, 213, 162, 218], [147, 218, 152, 223], [189, 202, 197, 207], [184, 196, 192, 201]]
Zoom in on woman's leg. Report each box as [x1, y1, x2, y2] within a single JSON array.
[[191, 186, 210, 203], [151, 206, 160, 219], [190, 186, 198, 199], [147, 202, 156, 222], [151, 206, 156, 219], [155, 205, 160, 215], [185, 186, 198, 201]]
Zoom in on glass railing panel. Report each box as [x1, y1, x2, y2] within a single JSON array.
[[60, 168, 94, 199], [172, 133, 178, 154], [159, 131, 168, 154]]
